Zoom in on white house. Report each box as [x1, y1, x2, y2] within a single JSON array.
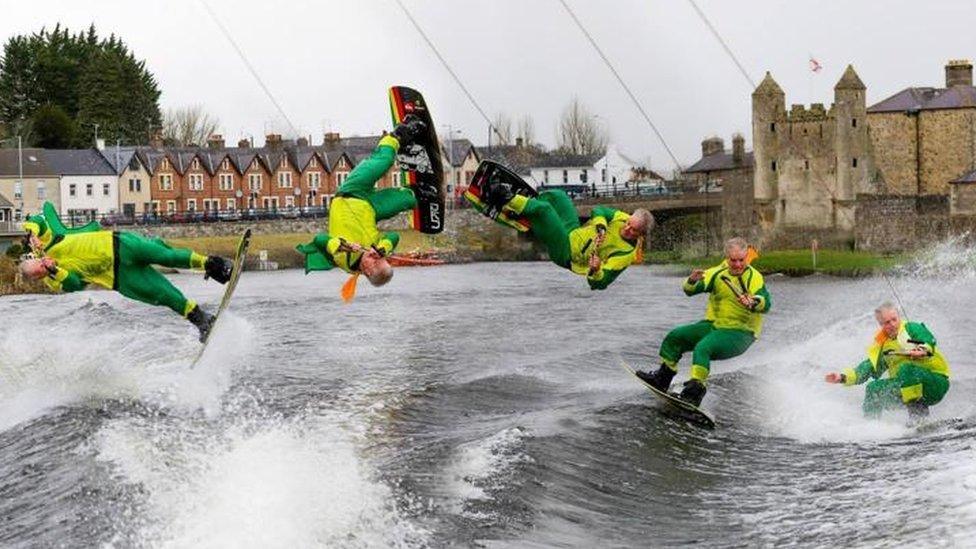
[[44, 149, 119, 222], [528, 151, 601, 192]]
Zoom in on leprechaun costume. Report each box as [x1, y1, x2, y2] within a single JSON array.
[[22, 202, 232, 341]]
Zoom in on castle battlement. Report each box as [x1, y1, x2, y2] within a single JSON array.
[[787, 103, 831, 122]]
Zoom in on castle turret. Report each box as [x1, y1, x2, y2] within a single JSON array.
[[834, 65, 868, 204], [752, 71, 785, 205]]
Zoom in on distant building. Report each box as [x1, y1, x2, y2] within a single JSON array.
[[99, 145, 152, 217], [0, 148, 59, 219], [44, 149, 118, 223], [684, 134, 754, 237]]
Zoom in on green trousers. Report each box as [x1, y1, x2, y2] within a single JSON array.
[[518, 190, 578, 269], [863, 364, 950, 417], [337, 160, 417, 221], [659, 320, 755, 382], [116, 232, 200, 317]]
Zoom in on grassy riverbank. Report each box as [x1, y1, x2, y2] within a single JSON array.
[[646, 249, 906, 276]]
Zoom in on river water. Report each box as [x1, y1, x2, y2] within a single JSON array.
[[1, 255, 975, 547]]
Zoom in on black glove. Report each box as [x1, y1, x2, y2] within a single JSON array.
[[392, 114, 427, 147]]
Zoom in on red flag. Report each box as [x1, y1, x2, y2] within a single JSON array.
[[809, 57, 823, 73]]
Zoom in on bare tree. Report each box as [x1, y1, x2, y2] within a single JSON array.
[[491, 112, 512, 144], [162, 105, 220, 147], [516, 115, 535, 145], [556, 97, 607, 156]]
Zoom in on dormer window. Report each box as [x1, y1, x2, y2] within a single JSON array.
[[192, 158, 200, 169]]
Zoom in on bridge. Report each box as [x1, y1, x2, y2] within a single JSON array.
[[573, 192, 722, 221]]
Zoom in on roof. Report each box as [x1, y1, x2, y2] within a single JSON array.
[[835, 65, 866, 90], [530, 151, 601, 169], [0, 148, 54, 177], [0, 192, 14, 208], [476, 145, 539, 176], [753, 71, 784, 96], [98, 146, 142, 174], [41, 149, 116, 176], [950, 167, 976, 184], [442, 138, 477, 167], [868, 85, 976, 113], [684, 150, 755, 173]]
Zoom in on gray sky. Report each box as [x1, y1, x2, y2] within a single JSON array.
[[3, 0, 975, 172]]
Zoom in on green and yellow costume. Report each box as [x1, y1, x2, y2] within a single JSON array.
[[659, 261, 771, 382], [503, 190, 638, 290], [296, 135, 416, 273], [23, 204, 208, 318], [842, 321, 950, 416]]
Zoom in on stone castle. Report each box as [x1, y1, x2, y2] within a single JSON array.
[[713, 59, 976, 249]]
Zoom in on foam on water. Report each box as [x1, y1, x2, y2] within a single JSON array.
[[0, 295, 251, 429], [444, 426, 533, 517], [94, 412, 428, 548]]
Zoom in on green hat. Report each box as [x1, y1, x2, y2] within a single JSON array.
[[22, 214, 52, 247]]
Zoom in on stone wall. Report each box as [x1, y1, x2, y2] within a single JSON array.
[[854, 194, 951, 251], [919, 109, 976, 195], [867, 111, 919, 194]]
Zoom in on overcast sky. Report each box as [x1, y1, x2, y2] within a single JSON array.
[[3, 0, 975, 172]]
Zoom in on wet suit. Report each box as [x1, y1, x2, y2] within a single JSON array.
[[841, 321, 950, 417], [503, 190, 638, 290], [24, 217, 210, 318], [659, 261, 771, 383], [296, 135, 416, 273]]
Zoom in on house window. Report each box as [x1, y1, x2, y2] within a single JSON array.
[[13, 181, 22, 199], [543, 169, 549, 183], [248, 173, 262, 191], [310, 157, 317, 168], [219, 173, 233, 190], [581, 170, 588, 183], [285, 195, 294, 208], [562, 170, 568, 184], [166, 200, 176, 213], [187, 198, 196, 211], [770, 122, 776, 132], [151, 200, 160, 213], [86, 183, 93, 196], [103, 183, 110, 196], [771, 161, 777, 172], [263, 197, 279, 209], [36, 181, 45, 199], [602, 168, 607, 182], [221, 159, 230, 170], [307, 172, 321, 188], [336, 172, 348, 185], [852, 157, 858, 168], [189, 174, 204, 191], [160, 174, 173, 190], [69, 183, 76, 197], [226, 198, 236, 211], [192, 158, 200, 169], [277, 171, 292, 188]]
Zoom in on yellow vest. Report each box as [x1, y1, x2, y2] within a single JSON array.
[[44, 231, 116, 290]]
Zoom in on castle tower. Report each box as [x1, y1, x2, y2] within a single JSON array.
[[833, 65, 868, 209], [752, 72, 785, 207]]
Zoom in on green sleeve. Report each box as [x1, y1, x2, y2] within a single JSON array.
[[753, 285, 772, 313], [683, 277, 705, 296], [46, 267, 86, 292], [590, 206, 619, 223], [342, 140, 397, 190], [906, 322, 936, 352], [588, 267, 623, 290], [376, 232, 400, 255], [842, 359, 874, 385], [295, 233, 336, 272]]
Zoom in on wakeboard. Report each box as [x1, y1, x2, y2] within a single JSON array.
[[621, 360, 716, 429], [463, 160, 538, 232], [190, 228, 251, 368], [388, 86, 445, 234]]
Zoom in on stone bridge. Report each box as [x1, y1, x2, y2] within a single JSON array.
[[573, 192, 721, 221]]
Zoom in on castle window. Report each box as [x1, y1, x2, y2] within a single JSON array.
[[852, 157, 858, 168], [770, 122, 776, 133], [804, 160, 810, 170], [771, 161, 777, 172], [852, 118, 857, 128], [803, 127, 807, 135]]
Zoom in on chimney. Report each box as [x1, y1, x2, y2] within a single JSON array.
[[238, 138, 251, 148], [265, 133, 282, 149], [297, 136, 309, 147], [946, 59, 973, 88], [515, 137, 524, 148], [150, 130, 164, 149], [207, 134, 225, 149], [323, 132, 341, 145], [701, 136, 725, 157], [732, 133, 745, 165], [95, 138, 105, 151]]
